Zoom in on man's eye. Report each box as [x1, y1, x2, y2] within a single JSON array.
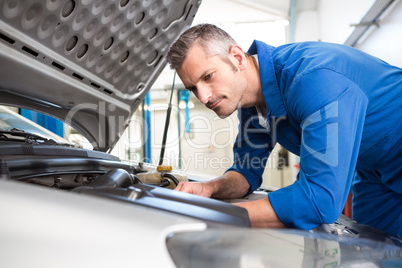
[[204, 73, 213, 81]]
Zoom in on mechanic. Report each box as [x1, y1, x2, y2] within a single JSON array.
[[166, 24, 402, 237]]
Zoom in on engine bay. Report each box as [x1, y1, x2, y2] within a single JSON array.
[[0, 144, 251, 228], [1, 139, 401, 246]]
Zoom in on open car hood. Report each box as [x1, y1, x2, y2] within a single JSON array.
[[0, 0, 200, 151]]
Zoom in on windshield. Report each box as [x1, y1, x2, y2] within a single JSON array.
[[0, 106, 71, 145]]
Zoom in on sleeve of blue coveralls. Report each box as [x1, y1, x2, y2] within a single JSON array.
[[226, 108, 276, 195], [269, 69, 369, 229]]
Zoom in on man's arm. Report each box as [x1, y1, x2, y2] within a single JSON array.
[[268, 70, 369, 229], [234, 197, 286, 228], [175, 171, 286, 228]]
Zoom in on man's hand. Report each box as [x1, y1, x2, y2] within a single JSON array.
[[174, 171, 250, 199], [174, 181, 214, 198], [174, 172, 285, 228]]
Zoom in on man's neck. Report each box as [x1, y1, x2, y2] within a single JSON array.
[[245, 55, 265, 108]]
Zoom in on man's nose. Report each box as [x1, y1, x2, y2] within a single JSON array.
[[196, 86, 212, 104]]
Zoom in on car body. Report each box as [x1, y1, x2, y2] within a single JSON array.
[[0, 0, 401, 267]]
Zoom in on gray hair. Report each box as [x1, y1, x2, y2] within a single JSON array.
[[167, 24, 237, 70]]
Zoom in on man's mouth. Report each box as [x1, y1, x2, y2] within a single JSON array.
[[208, 99, 223, 110]]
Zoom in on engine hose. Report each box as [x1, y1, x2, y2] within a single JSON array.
[[158, 178, 171, 187], [162, 173, 180, 186], [131, 174, 142, 184], [73, 169, 133, 192]]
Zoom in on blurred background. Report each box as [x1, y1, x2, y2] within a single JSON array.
[[9, 0, 402, 189], [126, 0, 402, 188]]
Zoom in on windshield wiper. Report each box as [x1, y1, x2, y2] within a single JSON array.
[[0, 128, 71, 146]]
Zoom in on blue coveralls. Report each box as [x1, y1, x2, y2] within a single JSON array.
[[227, 40, 402, 236]]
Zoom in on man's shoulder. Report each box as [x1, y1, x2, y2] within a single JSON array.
[[271, 41, 362, 83], [273, 41, 351, 60]]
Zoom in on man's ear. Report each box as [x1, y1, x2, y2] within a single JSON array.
[[229, 45, 247, 70]]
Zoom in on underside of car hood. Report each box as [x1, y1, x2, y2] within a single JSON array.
[[0, 0, 200, 151]]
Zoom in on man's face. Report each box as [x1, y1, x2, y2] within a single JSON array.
[[177, 43, 248, 118]]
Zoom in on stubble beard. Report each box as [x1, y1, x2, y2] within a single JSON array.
[[214, 83, 245, 119], [213, 59, 247, 118], [215, 101, 241, 119]]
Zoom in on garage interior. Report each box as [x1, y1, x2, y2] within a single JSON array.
[[5, 0, 402, 190], [107, 0, 402, 189]]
